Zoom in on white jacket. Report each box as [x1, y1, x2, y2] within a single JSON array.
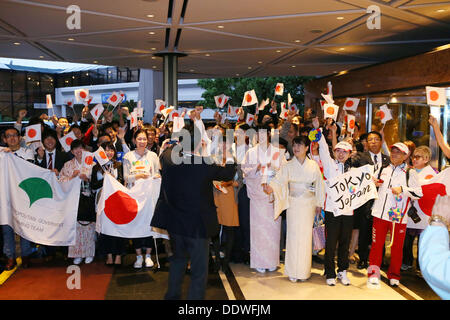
[[371, 163, 423, 224]]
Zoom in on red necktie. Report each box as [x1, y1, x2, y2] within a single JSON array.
[[47, 152, 53, 169]]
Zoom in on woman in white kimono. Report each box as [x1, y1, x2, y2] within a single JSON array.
[[265, 136, 325, 282], [241, 126, 285, 273]]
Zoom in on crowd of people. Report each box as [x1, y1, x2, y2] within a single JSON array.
[[0, 100, 449, 300]]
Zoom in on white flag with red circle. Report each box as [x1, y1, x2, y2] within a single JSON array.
[[280, 102, 289, 119], [227, 105, 238, 117], [289, 103, 298, 114], [173, 117, 185, 133], [246, 113, 255, 126], [347, 114, 356, 134], [343, 98, 360, 112], [323, 103, 339, 121], [81, 151, 95, 172], [94, 146, 110, 166], [90, 103, 104, 122], [376, 104, 392, 124], [46, 94, 53, 109], [161, 106, 175, 119], [96, 173, 167, 239], [74, 89, 89, 102], [59, 131, 77, 152], [136, 100, 144, 118], [83, 96, 93, 107], [107, 91, 122, 107], [426, 86, 447, 106], [320, 100, 326, 110], [154, 99, 166, 114], [168, 109, 180, 122], [25, 124, 41, 143], [242, 90, 258, 107], [275, 83, 284, 96], [65, 99, 74, 109], [214, 94, 229, 109], [130, 110, 138, 129]]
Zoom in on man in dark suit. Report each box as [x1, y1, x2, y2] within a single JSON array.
[[151, 124, 236, 300], [351, 131, 390, 269], [35, 129, 69, 174]]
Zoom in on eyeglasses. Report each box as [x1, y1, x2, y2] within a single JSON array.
[[5, 134, 19, 138]]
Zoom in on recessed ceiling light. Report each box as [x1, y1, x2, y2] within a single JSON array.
[[147, 14, 154, 18], [205, 53, 210, 56], [236, 74, 240, 76], [248, 66, 252, 69], [149, 31, 155, 35], [294, 40, 301, 43], [276, 50, 281, 53], [258, 61, 263, 64], [436, 9, 446, 13], [151, 47, 156, 50], [39, 55, 44, 59], [151, 56, 156, 60], [337, 16, 344, 20], [339, 47, 345, 51], [217, 25, 224, 29], [93, 61, 98, 63], [152, 66, 156, 69], [291, 65, 296, 68], [13, 42, 20, 45], [68, 38, 75, 41], [190, 69, 194, 72]]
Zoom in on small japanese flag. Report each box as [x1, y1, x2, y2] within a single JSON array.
[[280, 102, 289, 119], [82, 151, 95, 168], [65, 99, 74, 108], [154, 99, 166, 114], [75, 89, 89, 102], [246, 113, 255, 126], [173, 117, 185, 133], [214, 94, 229, 109], [168, 109, 180, 122], [119, 91, 126, 102], [227, 105, 238, 117], [242, 90, 258, 107], [259, 98, 270, 111], [83, 96, 93, 107], [320, 100, 326, 110], [107, 91, 121, 107], [343, 98, 360, 112], [25, 124, 41, 143], [136, 101, 144, 118], [324, 103, 339, 121], [94, 146, 109, 166], [347, 114, 356, 134], [376, 104, 393, 124], [46, 94, 53, 109], [275, 83, 284, 96], [161, 106, 175, 118], [288, 93, 293, 107], [130, 110, 138, 129], [290, 103, 298, 114], [426, 86, 447, 106], [90, 103, 104, 122], [59, 131, 77, 152]]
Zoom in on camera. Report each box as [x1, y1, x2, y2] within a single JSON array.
[[407, 205, 421, 224]]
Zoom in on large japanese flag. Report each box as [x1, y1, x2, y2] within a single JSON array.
[[107, 91, 122, 107], [426, 86, 447, 106], [90, 103, 104, 122], [417, 167, 450, 216], [242, 90, 258, 107], [59, 131, 77, 152], [0, 152, 80, 246], [275, 83, 284, 96], [343, 98, 360, 112], [376, 104, 392, 124], [74, 89, 89, 102], [324, 103, 339, 121], [154, 99, 166, 114], [96, 174, 167, 239], [25, 124, 41, 143], [214, 94, 229, 109]]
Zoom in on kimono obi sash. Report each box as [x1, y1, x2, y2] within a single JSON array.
[[289, 182, 314, 198]]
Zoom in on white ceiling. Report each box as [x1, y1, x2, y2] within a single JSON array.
[[0, 0, 449, 78]]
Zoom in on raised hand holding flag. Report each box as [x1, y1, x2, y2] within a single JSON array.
[[242, 90, 258, 107]]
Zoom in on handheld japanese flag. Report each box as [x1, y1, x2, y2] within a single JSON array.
[[426, 86, 447, 106], [83, 96, 93, 107], [320, 100, 326, 110], [168, 109, 180, 122], [246, 113, 255, 126], [107, 91, 121, 107], [130, 110, 138, 129], [136, 101, 144, 118], [288, 93, 293, 107], [227, 105, 238, 117], [75, 89, 89, 102], [173, 117, 185, 133], [376, 104, 392, 124], [259, 98, 270, 111], [213, 181, 228, 194], [289, 103, 298, 114], [46, 94, 53, 109], [275, 83, 284, 96], [65, 99, 74, 109], [119, 91, 126, 102], [347, 114, 356, 134], [81, 151, 95, 173], [324, 103, 339, 121], [59, 131, 77, 152], [214, 94, 229, 109], [90, 103, 104, 122], [94, 146, 109, 166], [154, 99, 166, 114], [25, 124, 41, 143], [242, 90, 258, 107], [343, 98, 360, 112], [161, 106, 175, 119], [280, 102, 289, 119]]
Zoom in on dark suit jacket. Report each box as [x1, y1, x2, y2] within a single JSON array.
[[351, 151, 390, 216], [151, 147, 237, 239], [35, 150, 70, 172]]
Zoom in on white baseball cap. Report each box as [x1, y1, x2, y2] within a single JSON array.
[[390, 142, 409, 154], [334, 141, 353, 152]]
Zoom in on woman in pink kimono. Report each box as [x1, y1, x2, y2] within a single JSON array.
[[241, 126, 285, 273]]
